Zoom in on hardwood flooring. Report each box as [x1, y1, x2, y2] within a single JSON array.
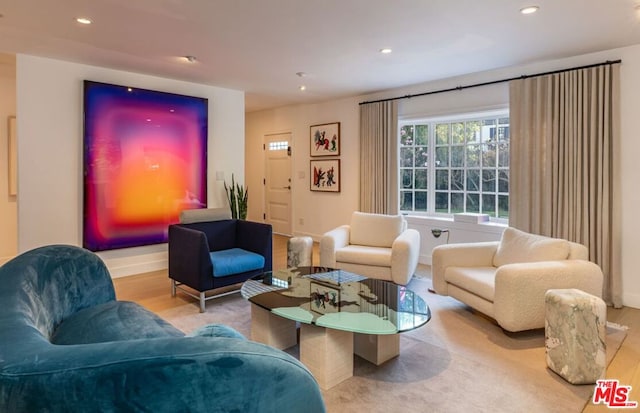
[[583, 306, 640, 412], [113, 235, 640, 412]]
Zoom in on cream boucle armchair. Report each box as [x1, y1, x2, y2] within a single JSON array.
[[432, 227, 603, 332], [320, 212, 420, 285]]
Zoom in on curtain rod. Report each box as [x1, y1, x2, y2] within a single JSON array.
[[359, 59, 622, 106]]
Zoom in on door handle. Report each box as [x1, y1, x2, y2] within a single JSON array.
[[283, 186, 291, 190]]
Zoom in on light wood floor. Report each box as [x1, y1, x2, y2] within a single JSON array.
[[113, 235, 640, 412]]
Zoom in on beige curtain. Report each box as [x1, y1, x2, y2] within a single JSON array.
[[509, 63, 621, 307], [359, 100, 398, 214]]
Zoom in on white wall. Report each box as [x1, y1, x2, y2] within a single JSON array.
[[0, 54, 17, 264], [246, 96, 360, 239], [406, 216, 505, 264], [246, 44, 640, 309], [16, 55, 245, 277]]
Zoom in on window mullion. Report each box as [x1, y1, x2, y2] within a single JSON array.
[[428, 122, 435, 214]]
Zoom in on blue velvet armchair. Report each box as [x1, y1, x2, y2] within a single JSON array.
[[168, 219, 273, 312], [0, 245, 325, 412]]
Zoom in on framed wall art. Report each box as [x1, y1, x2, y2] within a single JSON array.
[[7, 116, 17, 196], [310, 122, 340, 156], [310, 159, 340, 192], [83, 80, 208, 251]]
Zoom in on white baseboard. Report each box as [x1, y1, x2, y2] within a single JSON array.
[[622, 291, 640, 310], [94, 244, 168, 279], [1, 251, 166, 278], [419, 253, 431, 266], [98, 249, 168, 279], [107, 258, 168, 278], [292, 230, 322, 243]]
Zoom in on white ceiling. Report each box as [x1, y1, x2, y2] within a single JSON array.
[[1, 0, 639, 112]]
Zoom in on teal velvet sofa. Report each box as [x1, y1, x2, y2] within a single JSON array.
[[0, 245, 325, 413]]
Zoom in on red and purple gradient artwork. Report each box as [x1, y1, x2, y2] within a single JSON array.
[[83, 81, 208, 251]]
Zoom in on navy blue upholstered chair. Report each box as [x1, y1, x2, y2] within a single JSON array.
[[168, 209, 273, 312]]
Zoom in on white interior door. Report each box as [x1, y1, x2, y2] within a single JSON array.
[[265, 133, 292, 235]]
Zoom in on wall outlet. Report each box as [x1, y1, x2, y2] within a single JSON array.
[[299, 218, 304, 225]]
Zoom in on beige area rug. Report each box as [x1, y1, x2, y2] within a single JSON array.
[[158, 275, 626, 413]]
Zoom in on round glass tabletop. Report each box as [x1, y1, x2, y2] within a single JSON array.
[[241, 266, 431, 335]]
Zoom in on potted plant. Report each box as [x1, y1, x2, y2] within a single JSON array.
[[224, 174, 248, 220]]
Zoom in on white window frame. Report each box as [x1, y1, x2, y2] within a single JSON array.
[[398, 109, 510, 222]]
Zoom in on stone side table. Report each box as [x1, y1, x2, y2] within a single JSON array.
[[545, 288, 607, 384], [287, 236, 313, 267]]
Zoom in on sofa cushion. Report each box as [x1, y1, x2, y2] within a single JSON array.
[[349, 212, 405, 248], [444, 267, 497, 302], [210, 248, 265, 278], [336, 245, 392, 267], [51, 301, 183, 345], [493, 227, 570, 267]]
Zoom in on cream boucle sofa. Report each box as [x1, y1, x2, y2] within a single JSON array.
[[432, 227, 603, 332], [320, 212, 420, 285]]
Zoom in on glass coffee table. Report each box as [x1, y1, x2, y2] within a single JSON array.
[[241, 266, 431, 389]]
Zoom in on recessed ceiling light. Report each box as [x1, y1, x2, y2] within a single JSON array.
[[520, 6, 539, 15], [379, 48, 392, 54], [296, 72, 307, 78], [299, 85, 307, 91], [183, 55, 197, 63], [76, 17, 92, 25]]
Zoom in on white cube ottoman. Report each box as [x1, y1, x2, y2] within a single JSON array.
[[545, 288, 607, 384], [287, 236, 313, 267]]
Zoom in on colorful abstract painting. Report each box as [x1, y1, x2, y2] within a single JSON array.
[[83, 81, 208, 251]]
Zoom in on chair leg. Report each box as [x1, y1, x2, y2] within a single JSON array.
[[199, 292, 206, 313], [171, 280, 176, 297]]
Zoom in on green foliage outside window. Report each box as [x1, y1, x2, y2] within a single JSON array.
[[399, 112, 509, 218]]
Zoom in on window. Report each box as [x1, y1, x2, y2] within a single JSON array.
[[268, 141, 288, 151], [399, 111, 509, 219]]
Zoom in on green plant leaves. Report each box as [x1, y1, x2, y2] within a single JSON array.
[[224, 174, 248, 220]]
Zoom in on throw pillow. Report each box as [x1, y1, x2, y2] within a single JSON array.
[[493, 227, 570, 267]]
